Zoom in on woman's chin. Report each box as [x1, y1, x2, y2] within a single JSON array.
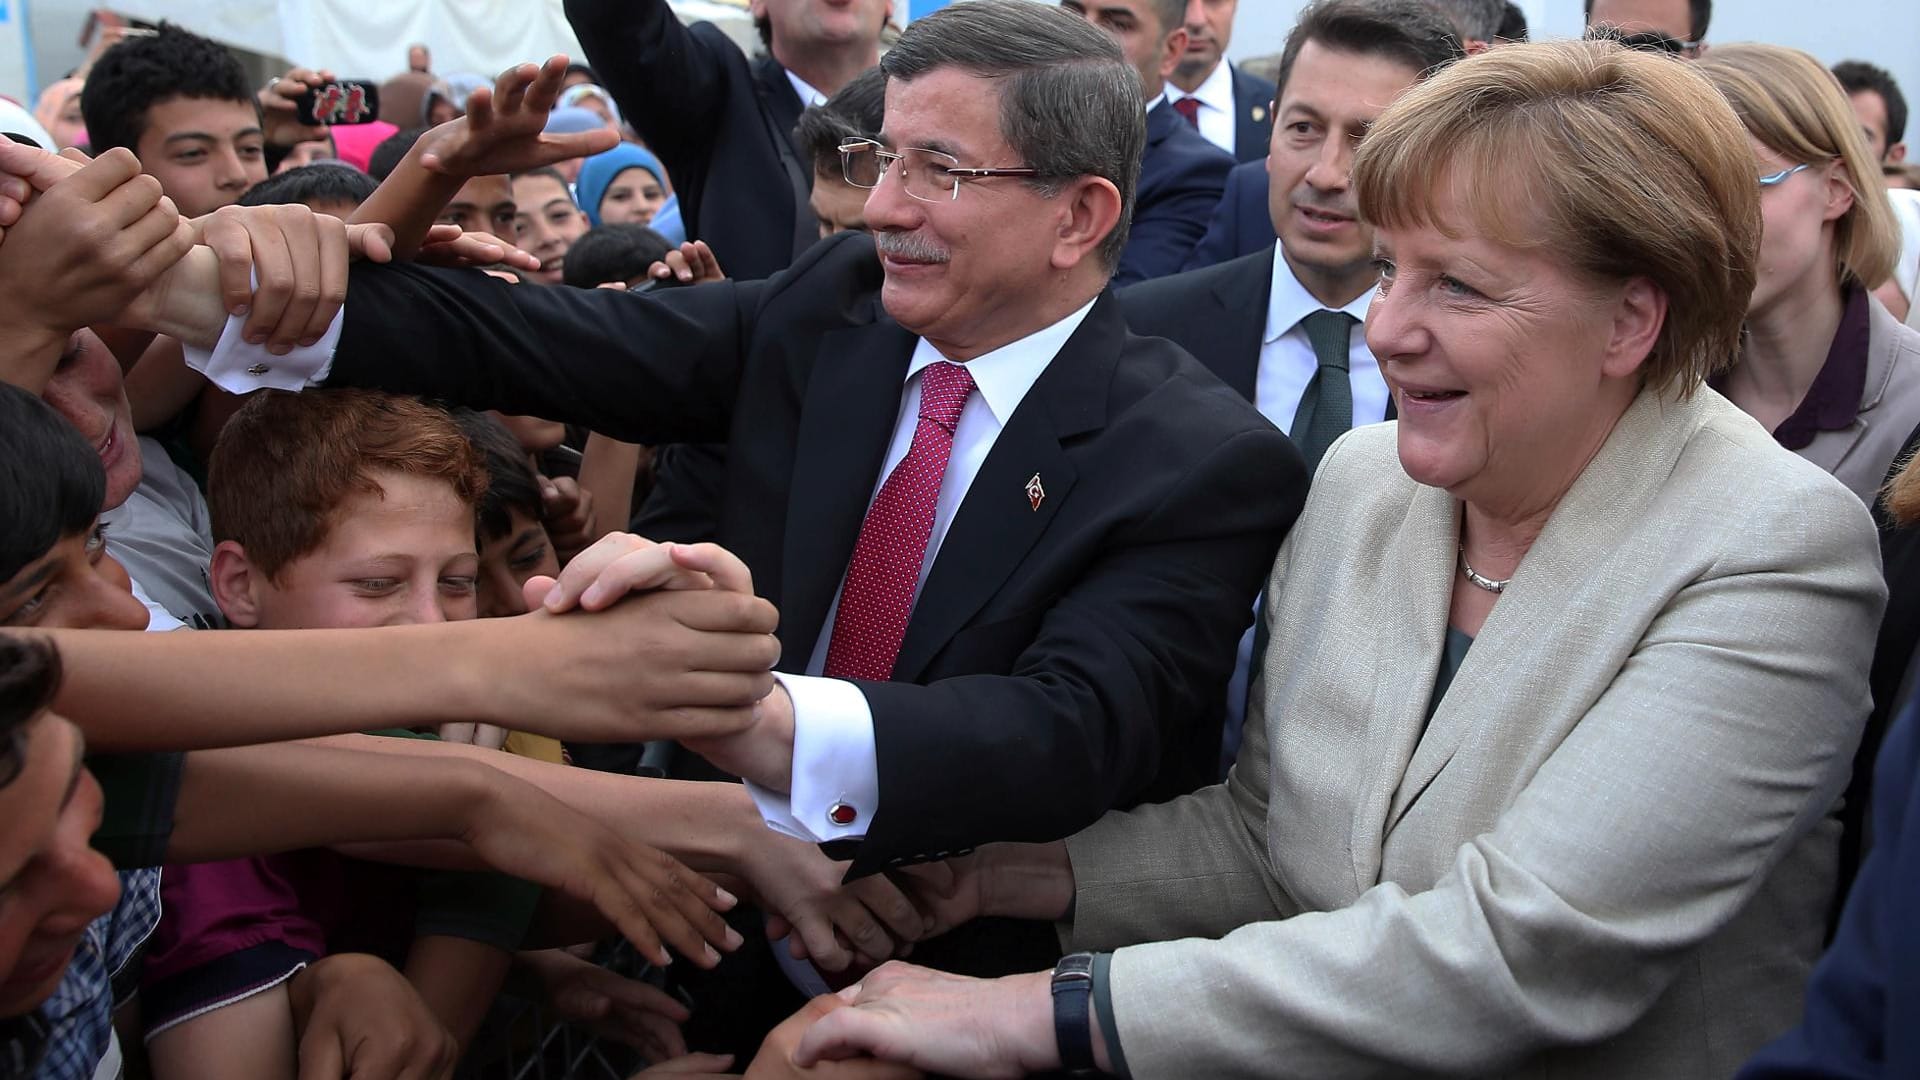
[[1395, 437, 1475, 493]]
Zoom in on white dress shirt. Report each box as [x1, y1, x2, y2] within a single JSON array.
[[1218, 245, 1387, 768], [784, 69, 827, 108], [752, 299, 1097, 842], [178, 296, 1100, 844], [1255, 241, 1388, 433], [1167, 60, 1239, 158]]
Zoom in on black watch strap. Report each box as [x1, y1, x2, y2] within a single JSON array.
[[1052, 952, 1098, 1074]]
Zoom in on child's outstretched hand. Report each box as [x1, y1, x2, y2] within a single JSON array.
[[417, 56, 619, 179]]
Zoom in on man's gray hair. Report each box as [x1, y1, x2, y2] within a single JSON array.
[[1423, 0, 1505, 40], [880, 0, 1144, 272]]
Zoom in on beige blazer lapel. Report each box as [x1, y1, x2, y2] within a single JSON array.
[[1337, 480, 1457, 892], [1385, 390, 1710, 834]]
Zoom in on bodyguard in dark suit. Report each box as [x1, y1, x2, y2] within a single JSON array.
[[563, 0, 889, 282], [1167, 0, 1279, 162], [1119, 0, 1462, 771], [1062, 0, 1234, 286], [180, 2, 1299, 914], [1183, 157, 1275, 271]]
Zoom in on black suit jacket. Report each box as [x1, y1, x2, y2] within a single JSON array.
[[328, 235, 1304, 879], [565, 0, 812, 281], [1184, 158, 1276, 272], [1120, 100, 1235, 287], [1229, 64, 1278, 164]]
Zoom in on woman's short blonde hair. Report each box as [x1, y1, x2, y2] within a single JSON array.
[[1696, 43, 1900, 292], [1353, 40, 1760, 394]]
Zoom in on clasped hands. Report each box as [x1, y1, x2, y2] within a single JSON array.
[[0, 52, 602, 380]]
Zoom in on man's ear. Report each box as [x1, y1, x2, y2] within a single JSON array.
[[209, 540, 265, 628], [1050, 175, 1124, 273], [1158, 27, 1190, 81], [1891, 143, 1909, 165]]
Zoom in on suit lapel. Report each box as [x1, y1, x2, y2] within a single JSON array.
[[1345, 481, 1456, 887], [1207, 248, 1276, 400], [890, 297, 1121, 682], [755, 57, 805, 134], [777, 315, 918, 669]]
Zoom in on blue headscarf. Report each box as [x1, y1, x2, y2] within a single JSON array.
[[574, 144, 668, 226]]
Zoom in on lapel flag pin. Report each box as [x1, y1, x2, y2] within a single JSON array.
[[1026, 473, 1045, 512]]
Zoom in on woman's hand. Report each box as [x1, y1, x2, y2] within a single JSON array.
[[794, 966, 1056, 1079], [465, 769, 745, 968], [747, 996, 926, 1079], [415, 56, 618, 179]]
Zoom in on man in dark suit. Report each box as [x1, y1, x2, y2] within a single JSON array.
[[1167, 0, 1278, 163], [562, 0, 890, 282], [157, 0, 1301, 975], [1119, 0, 1462, 770], [1062, 0, 1234, 286], [564, 0, 891, 550], [1183, 156, 1274, 270]]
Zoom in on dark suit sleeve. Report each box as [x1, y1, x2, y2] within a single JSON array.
[[1737, 694, 1920, 1080], [1181, 159, 1260, 273], [849, 422, 1304, 875], [563, 0, 730, 179], [327, 263, 752, 445], [1118, 140, 1234, 287]]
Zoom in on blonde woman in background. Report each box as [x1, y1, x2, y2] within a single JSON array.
[[1698, 44, 1920, 505]]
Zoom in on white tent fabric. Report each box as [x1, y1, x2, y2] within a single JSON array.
[[91, 0, 755, 81]]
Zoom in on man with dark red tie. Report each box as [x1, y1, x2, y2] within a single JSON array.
[[1060, 0, 1235, 285], [144, 1, 1302, 982], [1166, 0, 1277, 163]]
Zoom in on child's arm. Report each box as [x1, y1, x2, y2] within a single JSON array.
[[577, 432, 646, 538], [164, 739, 742, 969], [403, 936, 513, 1052], [146, 984, 300, 1080], [24, 567, 778, 749], [349, 55, 616, 261], [289, 953, 459, 1079]]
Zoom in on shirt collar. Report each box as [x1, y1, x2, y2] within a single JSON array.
[[1264, 241, 1375, 345], [785, 69, 827, 107], [1170, 60, 1235, 115], [1716, 283, 1872, 451], [1144, 92, 1167, 114], [905, 298, 1099, 425]]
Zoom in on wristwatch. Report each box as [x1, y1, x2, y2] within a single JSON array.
[[1051, 952, 1098, 1074]]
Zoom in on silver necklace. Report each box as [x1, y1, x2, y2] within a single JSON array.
[[1459, 546, 1511, 594]]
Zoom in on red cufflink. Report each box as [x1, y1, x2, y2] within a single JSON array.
[[827, 801, 859, 827]]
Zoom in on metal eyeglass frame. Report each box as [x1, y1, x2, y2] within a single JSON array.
[[838, 138, 1039, 202]]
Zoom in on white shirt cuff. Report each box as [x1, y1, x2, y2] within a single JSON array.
[[744, 673, 880, 843], [179, 301, 342, 393]]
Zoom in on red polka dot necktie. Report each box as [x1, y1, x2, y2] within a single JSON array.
[[824, 361, 977, 681], [1172, 96, 1203, 127]]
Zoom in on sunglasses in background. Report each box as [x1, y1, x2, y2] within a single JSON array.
[[1585, 25, 1703, 57]]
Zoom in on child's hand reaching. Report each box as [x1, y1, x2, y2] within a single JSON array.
[[416, 56, 619, 180]]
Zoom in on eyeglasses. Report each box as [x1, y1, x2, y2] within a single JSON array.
[[1758, 163, 1812, 187], [839, 138, 1039, 203]]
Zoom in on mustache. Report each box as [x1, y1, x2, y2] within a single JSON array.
[[875, 231, 951, 264]]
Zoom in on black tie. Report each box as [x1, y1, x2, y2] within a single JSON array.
[[1289, 310, 1358, 472]]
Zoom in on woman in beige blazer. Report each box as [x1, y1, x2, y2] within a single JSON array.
[[784, 38, 1889, 1080], [1698, 45, 1920, 506]]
